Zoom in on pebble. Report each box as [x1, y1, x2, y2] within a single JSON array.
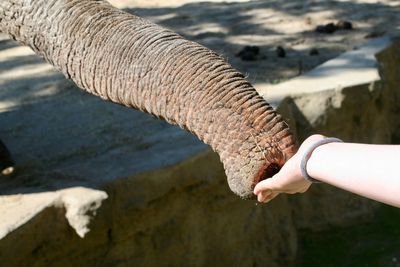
[[236, 45, 260, 61], [315, 20, 353, 34], [336, 20, 353, 30], [309, 48, 319, 56], [276, 46, 286, 58], [315, 23, 337, 34]]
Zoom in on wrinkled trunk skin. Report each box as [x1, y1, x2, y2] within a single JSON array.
[[0, 0, 297, 198]]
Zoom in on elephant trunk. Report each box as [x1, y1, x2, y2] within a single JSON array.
[[0, 0, 297, 198]]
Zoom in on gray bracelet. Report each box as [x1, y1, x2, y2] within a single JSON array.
[[300, 137, 343, 183]]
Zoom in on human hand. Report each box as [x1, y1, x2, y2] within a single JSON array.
[[253, 134, 326, 203]]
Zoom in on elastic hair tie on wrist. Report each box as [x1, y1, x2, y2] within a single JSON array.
[[300, 137, 343, 183]]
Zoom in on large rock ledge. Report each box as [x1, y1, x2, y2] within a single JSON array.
[[0, 187, 108, 239], [258, 36, 400, 145], [0, 36, 399, 266], [0, 151, 377, 267]]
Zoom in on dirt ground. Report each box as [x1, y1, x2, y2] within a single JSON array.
[[107, 0, 400, 85], [1, 0, 400, 86]]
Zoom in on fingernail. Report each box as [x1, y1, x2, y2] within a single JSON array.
[[257, 191, 269, 203], [262, 190, 272, 198]]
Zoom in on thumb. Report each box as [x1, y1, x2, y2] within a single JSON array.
[[253, 175, 281, 195]]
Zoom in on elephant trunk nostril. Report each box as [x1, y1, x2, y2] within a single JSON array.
[[263, 163, 281, 180], [256, 163, 281, 184]]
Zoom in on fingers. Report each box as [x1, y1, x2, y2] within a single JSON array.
[[298, 186, 309, 193], [252, 144, 313, 203], [254, 176, 281, 195], [254, 176, 282, 203], [257, 190, 279, 203], [257, 189, 271, 202]]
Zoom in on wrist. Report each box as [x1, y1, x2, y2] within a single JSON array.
[[300, 136, 343, 183]]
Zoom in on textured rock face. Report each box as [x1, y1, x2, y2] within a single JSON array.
[[263, 36, 400, 231], [0, 152, 299, 267], [0, 151, 378, 267], [0, 187, 107, 239], [259, 37, 398, 144], [1, 35, 399, 267], [377, 39, 400, 144]]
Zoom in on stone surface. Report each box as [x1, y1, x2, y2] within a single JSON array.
[[376, 38, 400, 144], [257, 37, 390, 107], [258, 37, 400, 144], [1, 26, 400, 267], [0, 187, 107, 239], [0, 151, 299, 267]]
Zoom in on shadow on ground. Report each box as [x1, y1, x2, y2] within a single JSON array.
[[0, 39, 206, 195], [125, 0, 400, 83]]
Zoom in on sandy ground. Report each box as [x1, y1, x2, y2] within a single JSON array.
[[106, 0, 400, 85], [1, 0, 400, 85]]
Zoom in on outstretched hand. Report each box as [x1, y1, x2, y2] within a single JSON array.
[[253, 135, 325, 203]]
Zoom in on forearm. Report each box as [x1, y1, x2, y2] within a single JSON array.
[[308, 142, 400, 207]]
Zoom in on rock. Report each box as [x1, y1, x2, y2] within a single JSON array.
[[336, 20, 353, 30], [261, 36, 400, 226], [315, 21, 352, 34], [236, 45, 260, 61], [258, 36, 400, 144], [276, 46, 286, 58], [375, 37, 400, 143], [309, 48, 319, 56], [0, 187, 108, 239], [0, 151, 299, 267], [315, 23, 337, 34]]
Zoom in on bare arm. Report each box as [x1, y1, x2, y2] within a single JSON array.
[[254, 134, 400, 208]]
